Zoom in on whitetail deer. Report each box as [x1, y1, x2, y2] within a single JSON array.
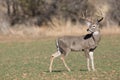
[[49, 12, 104, 72]]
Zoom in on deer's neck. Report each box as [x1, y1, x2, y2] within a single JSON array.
[[92, 31, 101, 44]]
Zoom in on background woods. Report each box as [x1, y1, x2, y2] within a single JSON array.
[[0, 0, 120, 36]]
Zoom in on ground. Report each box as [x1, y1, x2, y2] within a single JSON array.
[[0, 35, 120, 80]]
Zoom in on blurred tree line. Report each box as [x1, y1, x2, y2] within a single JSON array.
[[1, 0, 120, 27]]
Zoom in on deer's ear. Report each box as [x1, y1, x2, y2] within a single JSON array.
[[97, 17, 104, 23], [86, 21, 91, 27]]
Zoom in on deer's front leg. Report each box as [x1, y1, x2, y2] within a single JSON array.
[[87, 57, 91, 71], [89, 52, 96, 71], [84, 50, 91, 71]]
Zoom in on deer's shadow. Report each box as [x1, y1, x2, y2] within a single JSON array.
[[45, 69, 87, 73], [45, 70, 68, 73], [80, 69, 88, 71]]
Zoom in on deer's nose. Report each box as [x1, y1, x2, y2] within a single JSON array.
[[87, 29, 89, 31]]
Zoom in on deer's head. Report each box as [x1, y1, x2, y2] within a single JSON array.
[[87, 17, 103, 33], [79, 9, 104, 34]]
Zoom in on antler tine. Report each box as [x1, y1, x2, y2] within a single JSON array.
[[86, 10, 94, 23], [95, 8, 104, 22], [81, 11, 85, 19], [83, 12, 85, 19], [96, 8, 104, 18]]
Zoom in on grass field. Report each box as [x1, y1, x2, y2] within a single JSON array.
[[0, 35, 120, 80]]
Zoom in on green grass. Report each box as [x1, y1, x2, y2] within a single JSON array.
[[0, 35, 120, 80]]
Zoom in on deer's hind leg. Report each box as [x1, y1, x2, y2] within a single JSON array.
[[60, 54, 71, 72], [49, 51, 61, 72]]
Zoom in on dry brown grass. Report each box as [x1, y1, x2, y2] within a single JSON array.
[[0, 25, 120, 42], [0, 18, 120, 41], [45, 26, 120, 37], [101, 26, 120, 35], [41, 17, 120, 36]]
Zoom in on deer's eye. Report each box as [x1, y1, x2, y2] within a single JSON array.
[[92, 26, 95, 28]]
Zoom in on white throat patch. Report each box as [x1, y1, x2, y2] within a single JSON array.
[[93, 31, 99, 35]]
